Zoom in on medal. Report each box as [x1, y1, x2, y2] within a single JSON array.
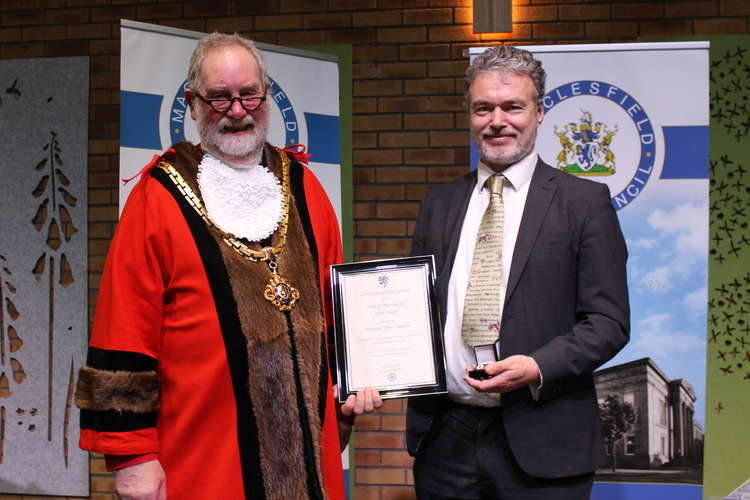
[[263, 261, 300, 311]]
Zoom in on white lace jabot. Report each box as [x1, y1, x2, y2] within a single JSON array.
[[197, 154, 283, 242]]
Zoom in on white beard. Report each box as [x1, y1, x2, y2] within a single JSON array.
[[195, 107, 269, 163]]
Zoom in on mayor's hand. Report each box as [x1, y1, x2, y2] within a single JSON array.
[[340, 387, 383, 416], [337, 387, 383, 450], [116, 459, 167, 500], [463, 355, 540, 394]]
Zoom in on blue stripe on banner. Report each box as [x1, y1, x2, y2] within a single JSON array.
[[661, 126, 709, 179], [121, 90, 163, 150], [592, 482, 702, 500], [304, 112, 340, 164]]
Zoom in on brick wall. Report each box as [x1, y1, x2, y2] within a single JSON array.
[[1, 0, 748, 498]]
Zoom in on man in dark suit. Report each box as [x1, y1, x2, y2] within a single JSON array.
[[407, 45, 629, 499]]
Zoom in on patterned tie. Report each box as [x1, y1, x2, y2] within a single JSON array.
[[461, 173, 506, 348]]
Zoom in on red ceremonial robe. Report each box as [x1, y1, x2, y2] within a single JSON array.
[[75, 143, 345, 500]]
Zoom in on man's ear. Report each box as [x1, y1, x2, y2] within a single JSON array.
[[185, 88, 198, 121], [536, 101, 545, 126]]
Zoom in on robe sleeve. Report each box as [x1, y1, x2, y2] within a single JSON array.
[[76, 171, 175, 456]]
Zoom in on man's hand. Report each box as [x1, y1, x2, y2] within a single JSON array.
[[115, 459, 167, 500], [337, 387, 383, 450], [340, 387, 383, 417], [463, 355, 540, 393]]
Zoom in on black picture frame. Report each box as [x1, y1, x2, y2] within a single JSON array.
[[330, 255, 446, 401]]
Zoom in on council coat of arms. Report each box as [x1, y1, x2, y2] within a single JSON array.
[[553, 109, 618, 176]]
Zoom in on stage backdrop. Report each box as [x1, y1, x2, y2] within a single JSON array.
[[0, 57, 89, 496], [119, 19, 355, 495], [470, 42, 709, 500]]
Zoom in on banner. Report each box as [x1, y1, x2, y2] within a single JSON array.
[[470, 42, 709, 500], [120, 20, 343, 228]]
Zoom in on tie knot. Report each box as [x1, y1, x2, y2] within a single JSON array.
[[486, 174, 505, 196]]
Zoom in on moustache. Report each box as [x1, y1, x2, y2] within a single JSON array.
[[483, 132, 515, 139], [219, 116, 254, 132]]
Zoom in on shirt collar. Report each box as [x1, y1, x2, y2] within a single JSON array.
[[476, 150, 538, 193]]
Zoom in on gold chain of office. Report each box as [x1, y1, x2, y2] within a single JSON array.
[[156, 150, 301, 311]]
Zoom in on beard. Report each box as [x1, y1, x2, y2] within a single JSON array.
[[476, 125, 537, 168], [195, 106, 269, 163]]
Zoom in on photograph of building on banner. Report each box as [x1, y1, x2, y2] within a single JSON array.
[[470, 42, 709, 500]]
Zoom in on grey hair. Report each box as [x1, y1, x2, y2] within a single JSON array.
[[187, 32, 268, 93], [465, 45, 546, 104]]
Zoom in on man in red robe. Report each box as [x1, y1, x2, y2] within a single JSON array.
[[75, 32, 379, 500]]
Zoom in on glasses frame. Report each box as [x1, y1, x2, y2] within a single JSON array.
[[193, 90, 267, 112]]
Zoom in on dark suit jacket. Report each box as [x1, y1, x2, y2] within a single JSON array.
[[407, 159, 630, 479]]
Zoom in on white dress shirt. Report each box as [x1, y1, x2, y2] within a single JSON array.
[[444, 151, 537, 407]]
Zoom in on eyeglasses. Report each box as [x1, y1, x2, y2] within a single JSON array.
[[194, 91, 267, 112]]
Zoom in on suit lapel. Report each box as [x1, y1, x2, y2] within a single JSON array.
[[437, 171, 475, 307], [443, 172, 476, 266], [505, 160, 557, 305]]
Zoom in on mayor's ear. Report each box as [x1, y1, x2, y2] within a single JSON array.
[[184, 88, 198, 121]]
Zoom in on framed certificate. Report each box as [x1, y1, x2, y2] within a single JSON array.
[[330, 255, 446, 401]]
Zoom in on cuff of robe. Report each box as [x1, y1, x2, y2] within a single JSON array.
[[105, 453, 159, 472]]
